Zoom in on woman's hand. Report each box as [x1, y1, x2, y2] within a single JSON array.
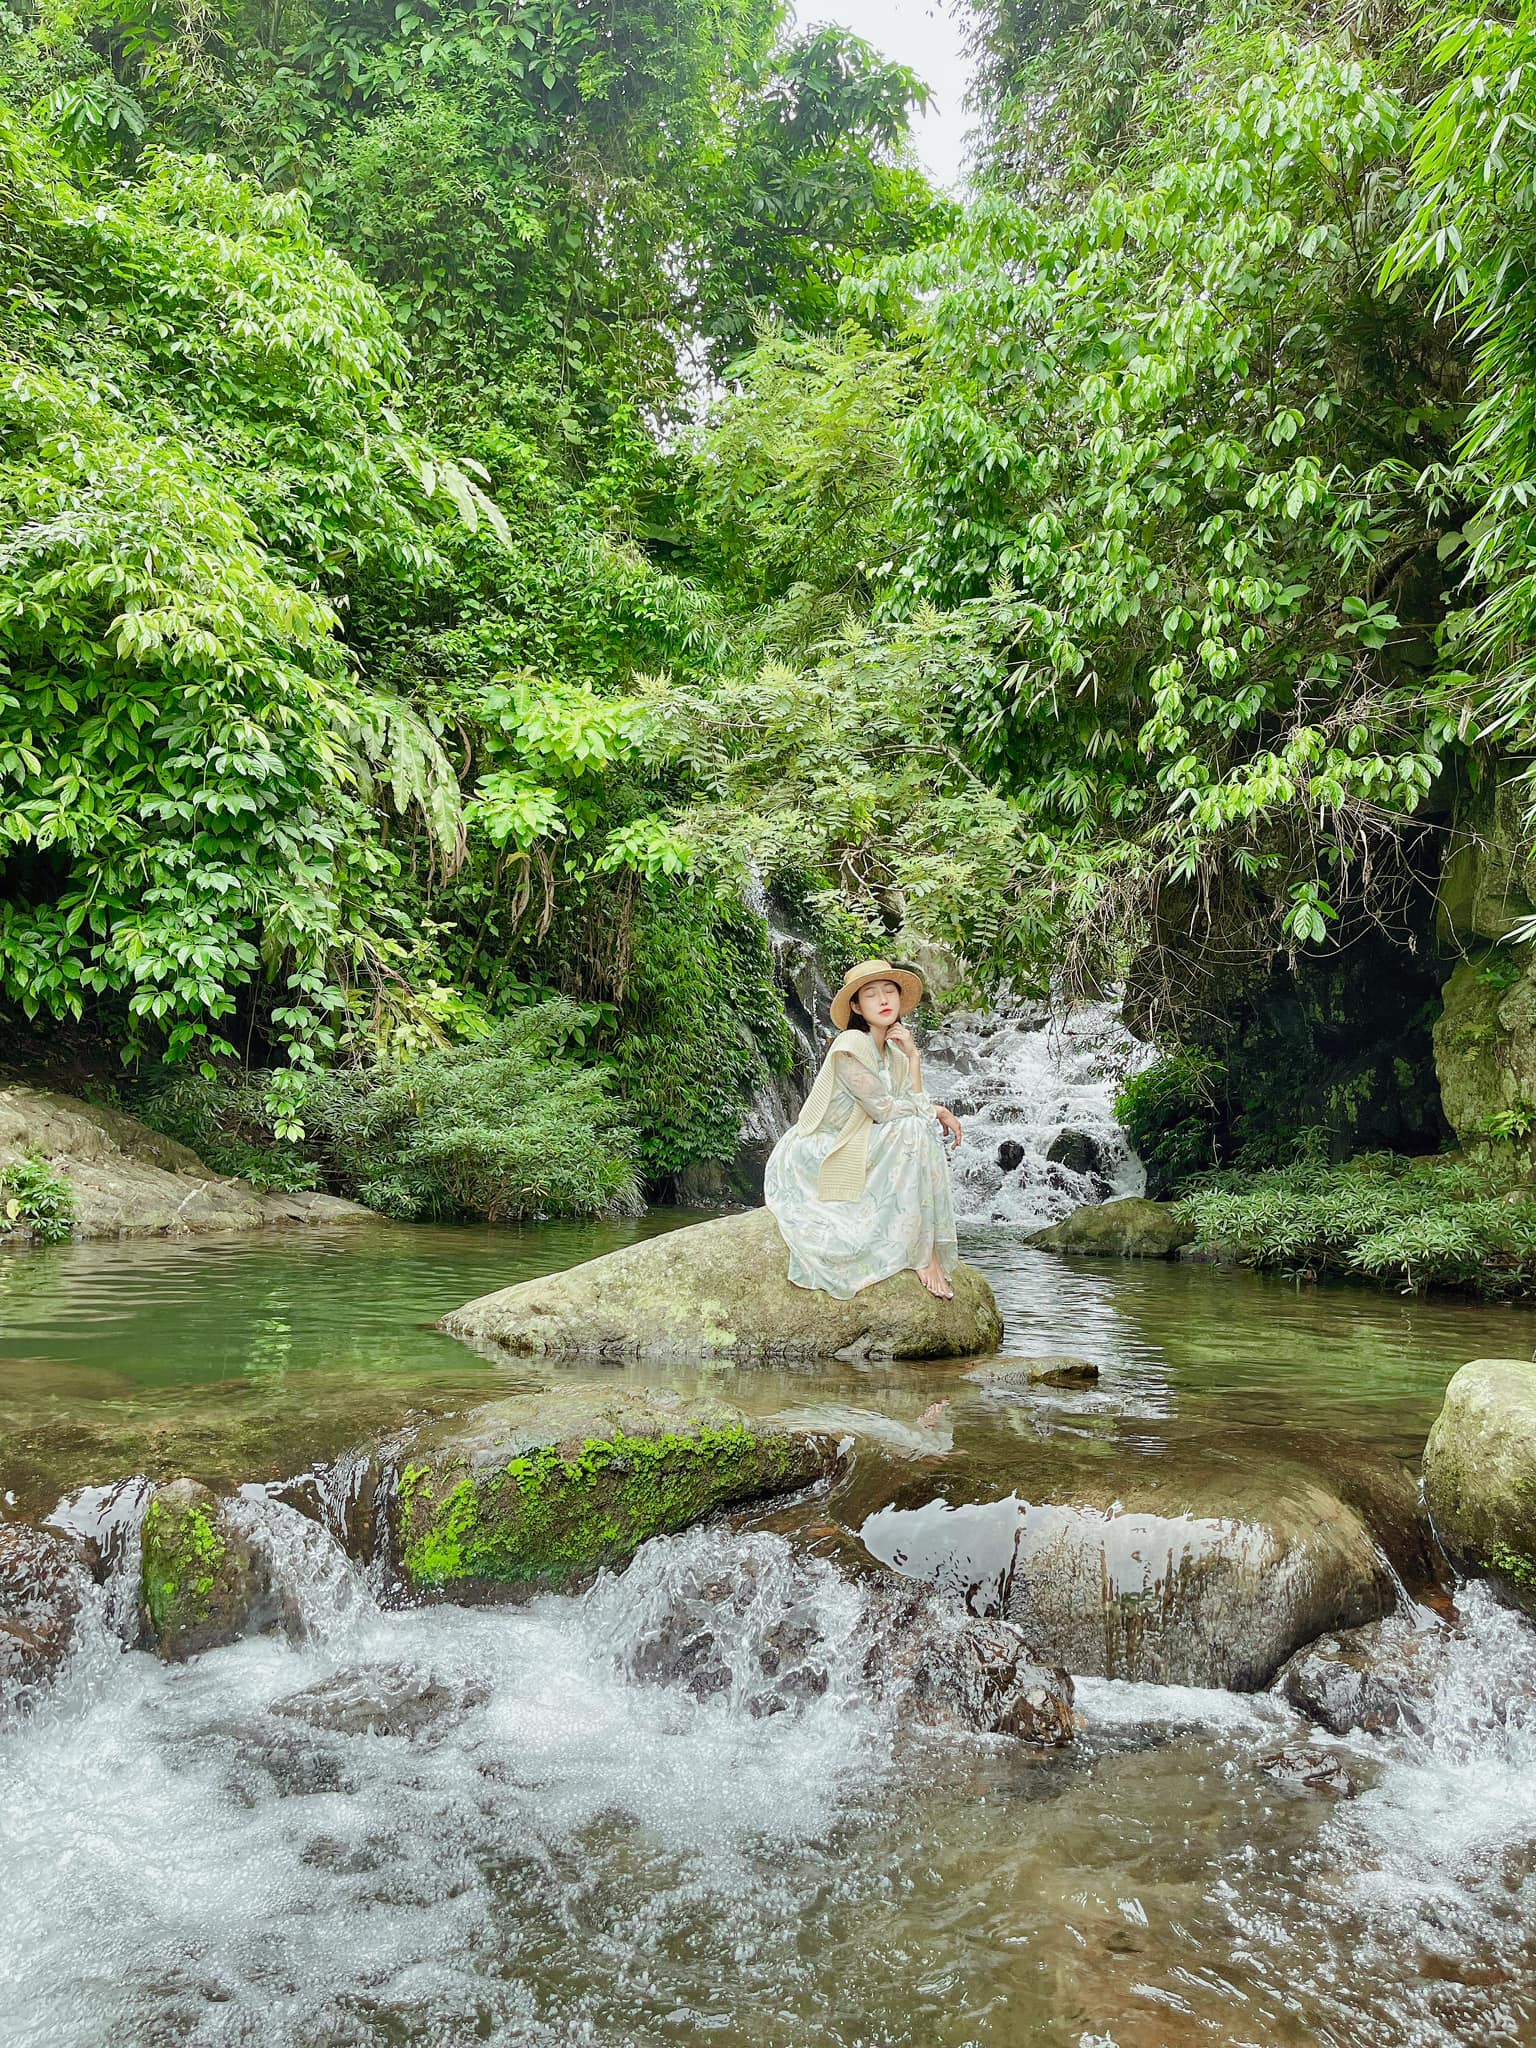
[[935, 1105, 963, 1150], [886, 1021, 918, 1059]]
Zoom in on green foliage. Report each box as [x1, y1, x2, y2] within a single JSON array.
[[1115, 1052, 1225, 1196], [1183, 1156, 1536, 1297], [300, 1002, 640, 1220], [693, 325, 923, 643], [647, 615, 1039, 978], [0, 107, 483, 1066], [852, 20, 1454, 1002], [0, 0, 944, 1152], [1391, 9, 1536, 772], [135, 1073, 322, 1192], [0, 1150, 77, 1244], [609, 892, 793, 1181]]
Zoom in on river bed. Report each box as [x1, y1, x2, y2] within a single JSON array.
[[4, 1219, 1536, 2046]]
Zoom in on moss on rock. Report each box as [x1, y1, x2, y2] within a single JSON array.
[[139, 1479, 274, 1659], [1028, 1197, 1194, 1259], [394, 1386, 841, 1594]]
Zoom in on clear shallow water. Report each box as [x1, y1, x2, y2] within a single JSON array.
[[4, 1216, 1534, 1511], [5, 1220, 1536, 2045]]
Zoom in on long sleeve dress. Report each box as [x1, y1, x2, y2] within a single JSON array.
[[764, 1035, 959, 1300]]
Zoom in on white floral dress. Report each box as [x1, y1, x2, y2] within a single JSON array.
[[764, 1039, 959, 1300]]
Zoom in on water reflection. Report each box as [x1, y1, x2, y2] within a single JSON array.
[[4, 1214, 1536, 1512]]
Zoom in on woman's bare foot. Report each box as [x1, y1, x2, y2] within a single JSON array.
[[917, 1257, 954, 1300]]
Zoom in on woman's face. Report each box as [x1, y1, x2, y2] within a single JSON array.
[[853, 979, 904, 1029]]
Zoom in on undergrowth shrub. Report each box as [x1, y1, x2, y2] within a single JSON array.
[[1115, 1051, 1226, 1196], [610, 892, 794, 1185], [1183, 1156, 1536, 1297], [0, 1150, 76, 1244], [302, 1002, 640, 1222], [137, 1075, 323, 1192]]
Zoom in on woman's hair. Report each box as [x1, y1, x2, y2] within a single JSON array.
[[845, 1007, 872, 1034]]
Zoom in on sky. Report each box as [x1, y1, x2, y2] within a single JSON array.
[[800, 0, 976, 192]]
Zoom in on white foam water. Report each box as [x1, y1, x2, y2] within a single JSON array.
[[0, 1518, 899, 2048], [7, 1510, 1536, 2045], [922, 1001, 1152, 1229]]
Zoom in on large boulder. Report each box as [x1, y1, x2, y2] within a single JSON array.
[[1423, 1358, 1536, 1610], [1028, 1195, 1193, 1259], [842, 1415, 1430, 1690], [440, 1206, 1003, 1364], [0, 1086, 369, 1244], [0, 1522, 91, 1717], [393, 1384, 843, 1596], [1433, 954, 1536, 1167], [140, 1478, 280, 1659]]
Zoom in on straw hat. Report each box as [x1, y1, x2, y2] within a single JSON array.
[[830, 958, 925, 1032]]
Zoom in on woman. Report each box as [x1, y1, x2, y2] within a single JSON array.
[[765, 958, 964, 1301]]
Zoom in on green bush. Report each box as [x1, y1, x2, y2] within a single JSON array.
[[303, 1003, 640, 1222], [1183, 1157, 1536, 1297], [609, 893, 795, 1184], [0, 1151, 77, 1244], [1115, 1052, 1226, 1197], [136, 1074, 323, 1193]]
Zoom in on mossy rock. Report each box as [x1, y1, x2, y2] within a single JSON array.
[[1424, 1359, 1536, 1613], [439, 1207, 1002, 1364], [1028, 1197, 1194, 1260], [1432, 955, 1536, 1163], [965, 1356, 1101, 1390], [393, 1385, 843, 1596], [139, 1479, 276, 1660]]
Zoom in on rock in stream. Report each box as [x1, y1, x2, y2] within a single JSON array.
[[392, 1383, 844, 1597], [440, 1206, 1003, 1364], [1423, 1357, 1536, 1612]]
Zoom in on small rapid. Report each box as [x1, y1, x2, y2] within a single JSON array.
[[922, 1002, 1151, 1229], [6, 1490, 1536, 2046]]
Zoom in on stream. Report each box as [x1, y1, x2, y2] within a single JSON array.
[[5, 1220, 1536, 2045], [4, 1007, 1536, 2045]]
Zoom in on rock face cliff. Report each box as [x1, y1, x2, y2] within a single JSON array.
[[1432, 779, 1536, 1164], [0, 1085, 369, 1244]]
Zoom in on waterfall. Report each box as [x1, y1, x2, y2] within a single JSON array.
[[922, 999, 1152, 1229]]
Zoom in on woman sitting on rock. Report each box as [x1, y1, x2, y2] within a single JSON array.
[[765, 959, 963, 1301]]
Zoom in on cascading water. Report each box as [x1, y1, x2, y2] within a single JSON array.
[[7, 1502, 1536, 2046], [922, 1000, 1153, 1229], [743, 871, 1152, 1225]]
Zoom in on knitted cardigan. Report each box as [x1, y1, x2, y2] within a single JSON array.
[[793, 1029, 896, 1203]]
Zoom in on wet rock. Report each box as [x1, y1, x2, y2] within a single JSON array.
[[1274, 1616, 1439, 1735], [864, 1582, 1076, 1744], [440, 1207, 1003, 1365], [848, 1420, 1429, 1690], [1424, 1358, 1536, 1613], [1046, 1129, 1105, 1178], [140, 1479, 280, 1660], [617, 1535, 1075, 1743], [268, 1665, 488, 1740], [1257, 1744, 1357, 1796], [0, 1085, 370, 1244], [996, 1139, 1026, 1174], [1028, 1196, 1194, 1260], [966, 1355, 1101, 1391], [0, 1523, 88, 1715], [393, 1385, 842, 1597]]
